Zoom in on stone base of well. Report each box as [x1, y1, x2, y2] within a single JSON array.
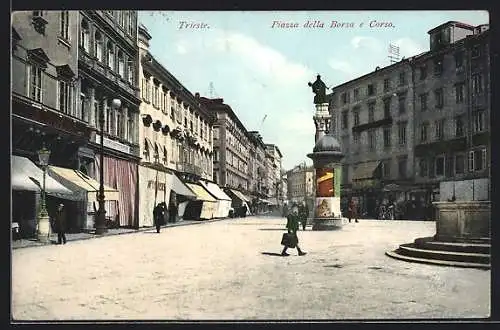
[[386, 201, 490, 269], [312, 217, 345, 231]]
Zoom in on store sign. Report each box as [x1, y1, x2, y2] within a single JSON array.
[[147, 180, 166, 192], [95, 134, 131, 154]]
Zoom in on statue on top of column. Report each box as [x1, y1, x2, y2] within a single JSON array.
[[308, 74, 328, 104]]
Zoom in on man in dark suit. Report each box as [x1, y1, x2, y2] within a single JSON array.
[[54, 203, 67, 244]]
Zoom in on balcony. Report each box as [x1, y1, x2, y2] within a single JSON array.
[[177, 162, 202, 176], [78, 51, 137, 98], [352, 117, 392, 133], [414, 137, 467, 157]]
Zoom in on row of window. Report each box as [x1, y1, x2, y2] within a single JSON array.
[[338, 45, 484, 106], [341, 96, 406, 129], [419, 111, 484, 143], [340, 72, 408, 105], [418, 148, 487, 178], [348, 122, 407, 152], [225, 169, 247, 191], [103, 11, 136, 37], [418, 44, 482, 80], [141, 77, 211, 143], [29, 64, 75, 116], [80, 19, 135, 85], [143, 139, 211, 172]]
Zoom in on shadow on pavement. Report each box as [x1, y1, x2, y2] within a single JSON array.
[[261, 252, 286, 257]]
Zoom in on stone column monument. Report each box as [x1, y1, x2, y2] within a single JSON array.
[[307, 75, 345, 230]]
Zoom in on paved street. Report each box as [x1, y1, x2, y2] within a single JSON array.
[[12, 216, 490, 320]]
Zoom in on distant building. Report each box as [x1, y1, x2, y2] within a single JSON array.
[[286, 163, 314, 215]]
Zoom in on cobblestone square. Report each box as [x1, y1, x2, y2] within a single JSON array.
[[12, 217, 490, 320]]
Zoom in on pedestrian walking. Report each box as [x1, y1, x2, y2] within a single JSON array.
[[54, 203, 67, 244], [282, 202, 289, 218], [348, 198, 358, 223], [281, 203, 307, 256], [153, 203, 164, 233], [299, 201, 309, 230]]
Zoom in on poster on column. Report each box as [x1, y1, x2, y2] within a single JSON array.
[[316, 167, 334, 197]]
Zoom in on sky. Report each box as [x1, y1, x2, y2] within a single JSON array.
[[138, 10, 489, 171]]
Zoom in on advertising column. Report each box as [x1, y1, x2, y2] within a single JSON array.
[[315, 167, 342, 218]]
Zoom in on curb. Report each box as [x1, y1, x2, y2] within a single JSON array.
[[12, 217, 231, 250]]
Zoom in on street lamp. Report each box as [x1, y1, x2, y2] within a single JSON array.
[[95, 98, 121, 234], [37, 146, 51, 243]]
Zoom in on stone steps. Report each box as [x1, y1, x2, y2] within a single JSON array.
[[414, 237, 490, 254], [397, 243, 490, 264], [386, 235, 491, 269], [385, 250, 490, 270]]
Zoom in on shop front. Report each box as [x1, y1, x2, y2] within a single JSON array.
[[138, 165, 171, 227], [92, 153, 139, 228], [11, 156, 77, 238], [225, 188, 251, 217], [48, 165, 119, 230], [184, 183, 217, 220], [199, 180, 232, 219]]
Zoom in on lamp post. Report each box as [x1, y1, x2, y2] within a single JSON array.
[[95, 98, 121, 234], [37, 146, 51, 243]]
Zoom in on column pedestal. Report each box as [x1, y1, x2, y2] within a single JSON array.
[[37, 214, 51, 243]]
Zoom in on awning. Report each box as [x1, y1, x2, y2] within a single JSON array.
[[199, 181, 232, 201], [352, 161, 380, 181], [47, 166, 119, 203], [170, 173, 196, 198], [185, 183, 217, 202], [11, 156, 75, 198], [230, 189, 251, 202]]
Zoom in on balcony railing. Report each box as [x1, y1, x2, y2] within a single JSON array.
[[177, 162, 202, 175]]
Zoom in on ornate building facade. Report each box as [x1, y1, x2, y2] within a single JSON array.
[[137, 24, 213, 226]]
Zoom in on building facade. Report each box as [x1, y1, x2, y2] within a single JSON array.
[[12, 10, 88, 235], [78, 10, 141, 228], [412, 22, 490, 204], [265, 144, 283, 205], [137, 24, 214, 226], [200, 97, 249, 191], [331, 20, 490, 219], [286, 164, 314, 212]]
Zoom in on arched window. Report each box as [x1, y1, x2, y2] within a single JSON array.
[[80, 19, 90, 52], [107, 41, 114, 69], [117, 50, 124, 77], [94, 31, 103, 62]]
